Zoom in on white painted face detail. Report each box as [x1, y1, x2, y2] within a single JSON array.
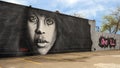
[[28, 13, 56, 55]]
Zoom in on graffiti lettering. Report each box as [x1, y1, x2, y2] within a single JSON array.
[[101, 38, 108, 46], [99, 36, 116, 48]]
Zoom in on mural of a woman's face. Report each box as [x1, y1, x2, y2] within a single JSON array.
[[28, 12, 57, 55]]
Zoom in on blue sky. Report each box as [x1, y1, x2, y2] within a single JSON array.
[[1, 0, 120, 28]]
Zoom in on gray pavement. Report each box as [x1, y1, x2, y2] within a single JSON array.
[[0, 50, 120, 68]]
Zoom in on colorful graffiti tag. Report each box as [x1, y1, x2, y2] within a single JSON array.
[[99, 36, 116, 48]]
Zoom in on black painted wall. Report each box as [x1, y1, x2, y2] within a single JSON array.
[[0, 1, 32, 57], [0, 1, 92, 56], [49, 12, 92, 53]]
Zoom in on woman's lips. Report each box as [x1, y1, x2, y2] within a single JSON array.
[[34, 34, 49, 48], [34, 39, 49, 48], [37, 43, 47, 48], [34, 39, 49, 43], [38, 39, 49, 43]]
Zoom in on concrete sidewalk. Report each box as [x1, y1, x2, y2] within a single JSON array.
[[0, 50, 120, 68]]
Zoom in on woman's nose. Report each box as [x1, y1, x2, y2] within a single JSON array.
[[35, 29, 45, 34]]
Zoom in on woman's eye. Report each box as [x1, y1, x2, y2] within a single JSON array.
[[45, 18, 54, 26], [28, 15, 37, 23]]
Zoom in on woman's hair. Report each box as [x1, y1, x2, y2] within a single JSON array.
[[19, 7, 39, 56]]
